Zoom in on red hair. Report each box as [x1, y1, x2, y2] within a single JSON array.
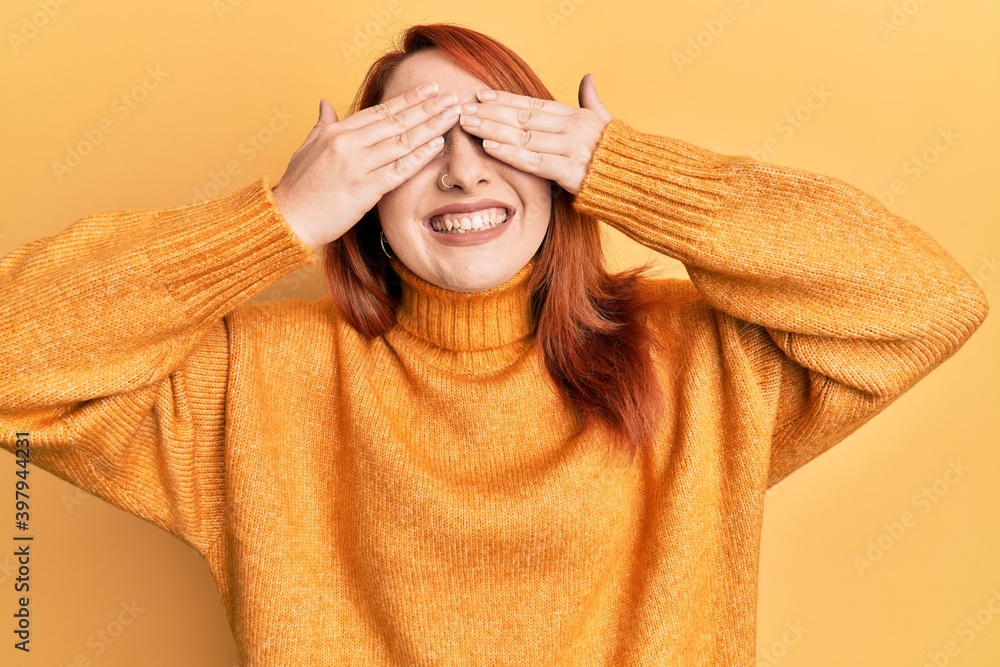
[[322, 23, 686, 462]]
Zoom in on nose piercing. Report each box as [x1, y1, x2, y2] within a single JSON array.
[[441, 173, 455, 189]]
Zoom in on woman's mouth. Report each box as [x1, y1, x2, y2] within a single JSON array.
[[427, 206, 512, 235]]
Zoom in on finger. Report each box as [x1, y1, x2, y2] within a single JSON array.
[[337, 81, 441, 132], [459, 116, 570, 156], [321, 98, 339, 123], [360, 104, 459, 173], [369, 134, 447, 189], [479, 140, 564, 181], [463, 101, 569, 134], [475, 89, 575, 115], [355, 92, 460, 150], [294, 98, 340, 157], [578, 74, 612, 123]]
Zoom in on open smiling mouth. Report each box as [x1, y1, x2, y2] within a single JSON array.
[[427, 207, 514, 235]]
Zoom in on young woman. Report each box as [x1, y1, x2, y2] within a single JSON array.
[[0, 22, 988, 666]]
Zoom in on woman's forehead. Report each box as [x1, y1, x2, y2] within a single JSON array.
[[381, 50, 486, 103]]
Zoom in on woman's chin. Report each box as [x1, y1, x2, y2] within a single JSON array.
[[416, 260, 511, 293], [439, 272, 504, 293]]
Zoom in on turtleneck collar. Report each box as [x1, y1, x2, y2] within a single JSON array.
[[388, 256, 538, 352]]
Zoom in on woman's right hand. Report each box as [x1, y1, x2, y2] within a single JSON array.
[[272, 82, 462, 251]]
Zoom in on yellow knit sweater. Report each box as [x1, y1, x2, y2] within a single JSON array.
[[0, 119, 989, 666]]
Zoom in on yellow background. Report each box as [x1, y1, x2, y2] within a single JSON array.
[[1, 0, 998, 664]]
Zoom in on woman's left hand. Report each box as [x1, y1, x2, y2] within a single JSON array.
[[458, 73, 613, 196]]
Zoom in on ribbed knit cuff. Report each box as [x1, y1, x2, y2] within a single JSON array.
[[147, 176, 316, 320], [572, 119, 736, 264]]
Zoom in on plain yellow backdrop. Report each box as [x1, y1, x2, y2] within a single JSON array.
[[1, 0, 997, 665]]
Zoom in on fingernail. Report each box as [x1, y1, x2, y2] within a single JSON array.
[[483, 139, 499, 149], [477, 90, 496, 101], [418, 82, 439, 97], [460, 114, 480, 126], [437, 93, 457, 107]]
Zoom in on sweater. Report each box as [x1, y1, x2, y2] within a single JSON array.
[[0, 118, 989, 666]]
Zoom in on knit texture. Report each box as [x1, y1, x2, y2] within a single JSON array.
[[0, 118, 989, 666]]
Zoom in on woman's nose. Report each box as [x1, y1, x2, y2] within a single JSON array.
[[438, 126, 492, 190]]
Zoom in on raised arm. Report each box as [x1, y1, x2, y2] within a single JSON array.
[[571, 119, 989, 488], [0, 177, 316, 553]]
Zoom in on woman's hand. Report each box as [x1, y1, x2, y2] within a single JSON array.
[[272, 82, 462, 251], [456, 73, 613, 196]]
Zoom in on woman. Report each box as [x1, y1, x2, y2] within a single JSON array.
[[0, 22, 988, 666]]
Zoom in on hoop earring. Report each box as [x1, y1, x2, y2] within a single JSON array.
[[380, 230, 395, 259], [440, 173, 455, 189]]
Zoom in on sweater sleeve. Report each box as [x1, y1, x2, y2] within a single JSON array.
[[0, 176, 316, 554], [571, 119, 990, 489]]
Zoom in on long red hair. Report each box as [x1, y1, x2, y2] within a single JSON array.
[[322, 23, 684, 462]]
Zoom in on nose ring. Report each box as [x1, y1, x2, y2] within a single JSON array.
[[440, 173, 455, 189]]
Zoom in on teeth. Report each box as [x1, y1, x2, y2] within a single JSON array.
[[429, 207, 509, 234]]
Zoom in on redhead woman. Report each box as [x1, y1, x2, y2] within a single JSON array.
[[0, 22, 989, 667]]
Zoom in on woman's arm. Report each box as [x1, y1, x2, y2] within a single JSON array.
[[0, 177, 315, 553], [571, 119, 989, 488]]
